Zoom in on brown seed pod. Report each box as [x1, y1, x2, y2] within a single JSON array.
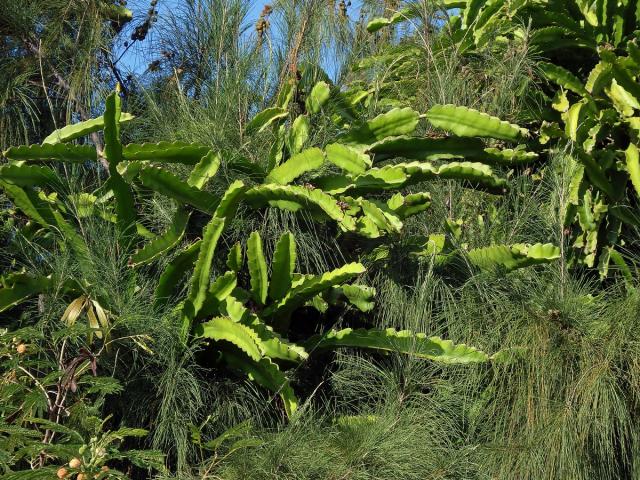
[[256, 3, 273, 44], [338, 0, 347, 17], [15, 343, 26, 354], [57, 467, 68, 479], [337, 200, 350, 211]]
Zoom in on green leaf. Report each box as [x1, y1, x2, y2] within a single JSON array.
[[413, 233, 447, 259], [0, 182, 56, 226], [266, 147, 324, 184], [139, 166, 218, 214], [269, 232, 296, 301], [23, 417, 85, 441], [366, 9, 414, 32], [344, 88, 371, 106], [357, 197, 403, 234], [184, 217, 226, 329], [552, 89, 570, 112], [607, 78, 640, 116], [332, 161, 507, 194], [611, 61, 640, 108], [209, 271, 238, 301], [443, 0, 466, 6], [306, 328, 490, 364], [105, 89, 136, 238], [42, 113, 134, 144], [305, 81, 331, 114], [628, 40, 640, 67], [0, 164, 61, 188], [327, 87, 358, 123], [586, 61, 613, 94], [154, 241, 202, 307], [277, 81, 295, 108], [539, 62, 588, 95], [367, 135, 485, 161], [341, 108, 420, 146], [626, 143, 640, 199], [482, 146, 539, 165], [214, 180, 247, 218], [224, 351, 298, 417], [188, 151, 221, 189], [609, 248, 634, 284], [117, 160, 145, 182], [387, 192, 432, 218], [129, 207, 190, 267], [104, 91, 123, 166], [109, 173, 137, 240], [562, 101, 586, 141], [287, 115, 310, 155], [539, 121, 565, 144], [0, 468, 59, 479], [472, 0, 510, 46], [195, 316, 263, 361], [577, 151, 616, 198], [3, 143, 97, 162], [436, 162, 507, 189], [247, 231, 269, 306], [123, 142, 211, 164], [426, 104, 527, 141], [529, 26, 596, 51], [325, 143, 371, 174], [100, 3, 133, 22], [462, 0, 483, 28], [69, 192, 97, 217], [610, 205, 640, 228], [265, 262, 365, 319], [244, 184, 354, 230], [336, 284, 376, 312], [446, 218, 463, 240], [353, 215, 382, 238], [467, 243, 561, 272], [246, 107, 289, 134], [0, 274, 52, 313], [220, 296, 308, 362], [227, 242, 243, 272], [268, 125, 286, 171]]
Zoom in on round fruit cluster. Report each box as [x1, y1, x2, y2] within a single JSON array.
[[56, 458, 111, 479]]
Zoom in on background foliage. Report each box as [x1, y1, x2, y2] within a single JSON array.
[[1, 0, 640, 479]]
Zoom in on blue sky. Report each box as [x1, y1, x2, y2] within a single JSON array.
[[118, 0, 362, 75]]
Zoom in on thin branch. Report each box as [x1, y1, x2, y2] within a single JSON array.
[[17, 366, 53, 411]]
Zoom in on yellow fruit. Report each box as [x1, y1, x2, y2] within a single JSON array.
[[101, 466, 109, 472], [77, 474, 86, 480], [15, 344, 26, 354], [69, 458, 82, 469], [57, 467, 68, 479]]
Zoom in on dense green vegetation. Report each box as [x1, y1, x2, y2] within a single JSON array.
[[1, 0, 640, 478]]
